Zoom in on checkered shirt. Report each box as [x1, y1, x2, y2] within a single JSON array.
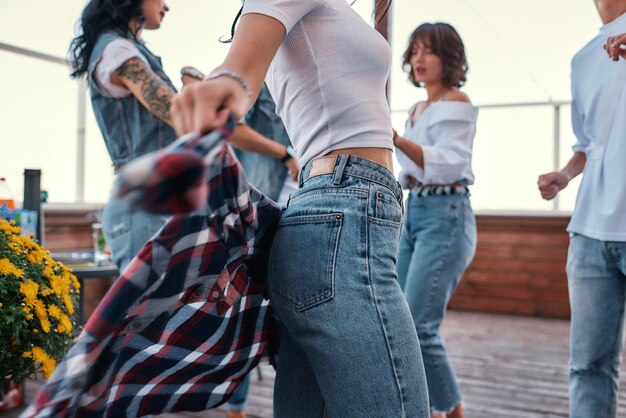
[[22, 121, 282, 417]]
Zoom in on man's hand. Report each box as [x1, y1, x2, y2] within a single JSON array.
[[604, 33, 626, 61], [537, 171, 569, 200]]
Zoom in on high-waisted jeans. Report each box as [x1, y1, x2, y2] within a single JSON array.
[[268, 154, 430, 418], [567, 233, 626, 418], [396, 191, 477, 413]]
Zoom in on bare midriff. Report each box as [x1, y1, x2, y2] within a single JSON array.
[[324, 147, 394, 172]]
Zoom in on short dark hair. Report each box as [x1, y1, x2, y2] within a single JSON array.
[[402, 22, 468, 88]]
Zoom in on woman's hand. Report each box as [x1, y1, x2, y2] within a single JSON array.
[[604, 33, 626, 61], [392, 129, 400, 146], [171, 75, 250, 136], [284, 157, 300, 181]]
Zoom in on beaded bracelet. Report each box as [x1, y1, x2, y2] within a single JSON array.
[[205, 69, 253, 99]]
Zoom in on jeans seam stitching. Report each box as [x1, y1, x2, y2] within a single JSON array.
[[365, 184, 406, 416]]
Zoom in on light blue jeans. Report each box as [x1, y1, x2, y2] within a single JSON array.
[[396, 192, 477, 413], [224, 375, 250, 412], [567, 233, 626, 418], [102, 191, 169, 271], [268, 154, 430, 418]]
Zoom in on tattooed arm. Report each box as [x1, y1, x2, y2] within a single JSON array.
[[110, 57, 175, 126]]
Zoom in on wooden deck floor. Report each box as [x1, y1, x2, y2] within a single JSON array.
[[10, 311, 626, 417]]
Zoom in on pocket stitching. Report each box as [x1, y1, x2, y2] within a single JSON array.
[[270, 213, 342, 311]]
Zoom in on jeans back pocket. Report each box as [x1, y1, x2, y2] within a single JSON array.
[[268, 212, 343, 312]]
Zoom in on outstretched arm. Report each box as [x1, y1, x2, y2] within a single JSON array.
[[171, 13, 286, 135]]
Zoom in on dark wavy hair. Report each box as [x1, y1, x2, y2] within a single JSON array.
[[69, 0, 144, 78], [402, 22, 468, 88]]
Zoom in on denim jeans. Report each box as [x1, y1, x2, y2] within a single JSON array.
[[267, 154, 429, 418], [224, 375, 250, 412], [396, 192, 477, 413], [567, 233, 626, 418], [102, 191, 169, 271]]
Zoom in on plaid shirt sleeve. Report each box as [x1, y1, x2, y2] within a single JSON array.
[[22, 120, 282, 418]]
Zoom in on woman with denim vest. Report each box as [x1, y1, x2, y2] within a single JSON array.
[[393, 23, 478, 418], [69, 0, 299, 272], [171, 1, 430, 416]]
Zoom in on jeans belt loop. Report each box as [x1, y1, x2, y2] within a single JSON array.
[[332, 154, 349, 185], [297, 164, 305, 188]]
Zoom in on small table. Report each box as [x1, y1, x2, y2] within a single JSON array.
[[51, 251, 119, 323]]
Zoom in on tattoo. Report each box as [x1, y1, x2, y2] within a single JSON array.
[[115, 58, 173, 124]]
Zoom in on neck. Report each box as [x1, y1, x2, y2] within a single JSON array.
[[596, 0, 626, 24], [128, 18, 143, 38], [425, 83, 448, 102]]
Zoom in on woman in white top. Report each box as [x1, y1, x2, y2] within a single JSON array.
[[171, 1, 430, 416], [393, 22, 478, 418]]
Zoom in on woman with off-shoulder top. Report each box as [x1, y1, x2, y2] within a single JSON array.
[[393, 22, 478, 418]]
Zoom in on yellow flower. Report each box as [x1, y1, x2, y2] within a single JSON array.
[[27, 251, 45, 265], [33, 299, 50, 333], [48, 304, 62, 320], [58, 314, 72, 335], [0, 302, 3, 308], [23, 347, 57, 379], [0, 258, 18, 276], [43, 265, 54, 279], [20, 280, 39, 306], [40, 286, 54, 297], [62, 294, 75, 315], [41, 358, 56, 379], [0, 219, 20, 234], [25, 313, 33, 320]]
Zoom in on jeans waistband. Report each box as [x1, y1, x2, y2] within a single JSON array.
[[299, 154, 402, 201]]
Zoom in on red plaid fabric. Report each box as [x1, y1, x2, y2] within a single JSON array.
[[22, 122, 282, 418]]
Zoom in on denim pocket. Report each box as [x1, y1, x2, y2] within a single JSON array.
[[373, 189, 403, 224], [269, 212, 343, 312]]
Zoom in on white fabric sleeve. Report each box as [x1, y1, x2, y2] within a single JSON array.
[[93, 39, 149, 98], [242, 0, 322, 34], [571, 96, 591, 154], [421, 108, 476, 184]]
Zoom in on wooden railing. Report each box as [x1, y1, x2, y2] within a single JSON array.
[[450, 214, 570, 319], [43, 207, 572, 320]]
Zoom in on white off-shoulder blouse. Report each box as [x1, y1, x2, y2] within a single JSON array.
[[396, 101, 478, 187]]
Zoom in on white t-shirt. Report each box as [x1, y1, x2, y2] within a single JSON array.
[[396, 102, 477, 186], [242, 0, 394, 166], [567, 12, 626, 241], [93, 38, 149, 98]]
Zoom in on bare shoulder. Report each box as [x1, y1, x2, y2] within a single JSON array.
[[443, 90, 471, 103]]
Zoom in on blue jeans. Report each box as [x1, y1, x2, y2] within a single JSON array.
[[268, 154, 430, 418], [567, 233, 626, 418], [102, 191, 169, 271], [396, 192, 477, 413], [224, 375, 250, 412]]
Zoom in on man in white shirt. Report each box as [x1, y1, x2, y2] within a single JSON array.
[[538, 1, 626, 416]]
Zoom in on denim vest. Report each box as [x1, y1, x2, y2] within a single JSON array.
[[235, 84, 292, 201], [88, 31, 177, 167]]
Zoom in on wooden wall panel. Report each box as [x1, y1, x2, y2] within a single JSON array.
[[42, 208, 572, 319], [449, 215, 571, 319]]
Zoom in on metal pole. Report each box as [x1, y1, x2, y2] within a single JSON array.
[[76, 78, 87, 203], [552, 105, 561, 211]]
